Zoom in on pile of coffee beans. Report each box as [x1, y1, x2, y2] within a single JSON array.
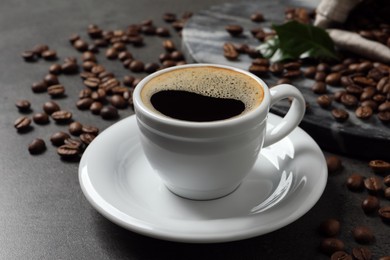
[[16, 11, 192, 159], [321, 155, 390, 259], [222, 8, 390, 123]]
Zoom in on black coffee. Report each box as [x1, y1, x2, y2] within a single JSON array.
[[151, 90, 245, 122], [141, 66, 264, 122]]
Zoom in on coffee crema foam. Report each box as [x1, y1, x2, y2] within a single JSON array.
[[141, 66, 264, 117]]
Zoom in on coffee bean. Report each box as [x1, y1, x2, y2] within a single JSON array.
[[141, 25, 156, 35], [384, 175, 390, 186], [225, 25, 243, 37], [331, 108, 349, 122], [21, 50, 37, 61], [331, 251, 352, 260], [49, 64, 62, 75], [378, 111, 390, 122], [82, 51, 96, 62], [156, 27, 170, 37], [91, 89, 107, 101], [378, 206, 390, 222], [44, 74, 59, 86], [223, 42, 239, 61], [319, 218, 340, 237], [250, 12, 264, 22], [100, 106, 119, 120], [361, 195, 380, 214], [61, 62, 79, 74], [41, 49, 57, 60], [317, 95, 332, 108], [118, 51, 133, 61], [144, 62, 160, 74], [283, 69, 301, 78], [303, 66, 316, 78], [14, 116, 32, 131], [76, 98, 94, 110], [369, 160, 390, 174], [105, 48, 118, 59], [364, 176, 383, 194], [51, 110, 72, 123], [325, 72, 341, 86], [90, 101, 103, 114], [128, 35, 144, 46], [170, 51, 184, 61], [346, 85, 364, 96], [249, 64, 268, 76], [43, 101, 60, 115], [384, 187, 390, 200], [162, 39, 176, 52], [31, 44, 49, 56], [327, 156, 343, 174], [47, 84, 66, 98], [312, 82, 327, 94], [81, 125, 99, 136], [32, 112, 49, 124], [352, 247, 372, 260], [269, 63, 284, 75], [379, 256, 390, 260], [162, 12, 177, 23], [378, 101, 390, 112], [74, 39, 88, 51], [50, 131, 71, 146], [283, 62, 301, 71], [346, 174, 364, 191], [57, 144, 80, 158], [320, 238, 345, 255], [110, 95, 127, 109], [32, 80, 48, 93], [80, 133, 96, 145], [15, 100, 31, 112], [341, 94, 358, 107], [64, 138, 83, 150], [352, 226, 375, 244], [360, 87, 376, 101], [79, 88, 92, 99], [83, 77, 100, 89], [68, 121, 83, 136], [315, 71, 327, 82], [355, 106, 373, 119], [28, 138, 46, 154], [129, 60, 145, 72]]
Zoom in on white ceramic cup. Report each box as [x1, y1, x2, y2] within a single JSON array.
[[133, 64, 305, 200]]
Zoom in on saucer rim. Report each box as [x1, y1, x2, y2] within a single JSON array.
[[79, 114, 327, 243]]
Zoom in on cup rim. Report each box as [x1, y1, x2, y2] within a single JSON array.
[[133, 63, 270, 130]]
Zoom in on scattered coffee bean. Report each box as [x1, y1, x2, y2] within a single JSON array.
[[341, 94, 358, 107], [57, 144, 80, 158], [156, 27, 170, 37], [384, 175, 390, 186], [144, 62, 160, 74], [331, 108, 349, 122], [49, 64, 62, 75], [129, 60, 144, 72], [223, 42, 239, 60], [31, 80, 48, 93], [74, 39, 88, 52], [361, 195, 380, 214], [90, 101, 103, 114], [317, 95, 332, 108], [31, 44, 49, 56], [47, 84, 66, 98], [250, 12, 265, 22], [15, 100, 31, 112], [43, 101, 60, 115], [110, 95, 127, 109], [327, 156, 343, 174], [346, 174, 364, 191], [162, 39, 176, 52], [61, 61, 79, 74], [355, 106, 373, 119], [318, 218, 340, 237], [364, 176, 383, 194], [162, 12, 177, 23], [100, 106, 118, 120], [69, 121, 83, 136], [320, 238, 345, 255], [14, 116, 32, 131], [378, 206, 390, 222], [44, 73, 59, 86], [28, 138, 46, 154], [379, 256, 390, 260], [283, 62, 300, 71], [384, 187, 390, 200], [352, 226, 375, 244], [32, 112, 49, 124], [352, 247, 372, 260], [331, 251, 352, 260], [378, 111, 390, 122], [76, 98, 94, 110], [50, 131, 71, 146], [64, 138, 83, 150], [21, 50, 37, 61], [249, 64, 269, 76], [41, 49, 57, 60], [81, 125, 99, 136], [51, 110, 72, 123], [225, 24, 243, 37], [312, 82, 327, 94], [269, 63, 284, 75], [80, 133, 96, 145], [369, 160, 390, 174]]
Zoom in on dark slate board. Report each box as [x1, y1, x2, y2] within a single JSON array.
[[182, 1, 390, 160]]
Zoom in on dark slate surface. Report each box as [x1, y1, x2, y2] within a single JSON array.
[[0, 0, 389, 259], [182, 1, 390, 160]]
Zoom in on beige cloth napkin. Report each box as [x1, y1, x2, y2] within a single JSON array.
[[314, 0, 390, 63]]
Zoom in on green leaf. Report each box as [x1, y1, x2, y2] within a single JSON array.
[[258, 21, 339, 62]]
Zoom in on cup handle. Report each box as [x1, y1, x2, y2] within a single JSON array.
[[263, 84, 306, 147]]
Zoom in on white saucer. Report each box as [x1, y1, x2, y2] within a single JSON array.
[[79, 114, 327, 243]]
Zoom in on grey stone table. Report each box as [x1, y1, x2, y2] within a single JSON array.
[[0, 0, 389, 259]]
